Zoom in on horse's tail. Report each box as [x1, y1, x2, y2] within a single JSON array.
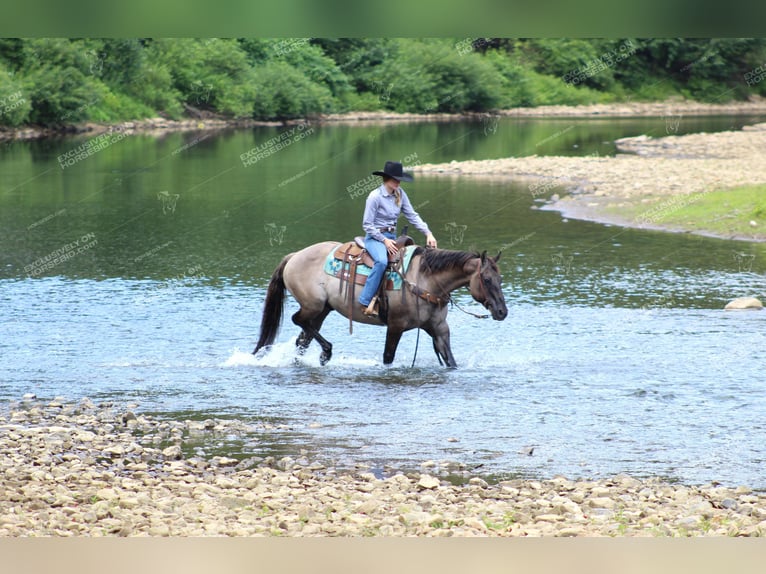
[[253, 254, 293, 354]]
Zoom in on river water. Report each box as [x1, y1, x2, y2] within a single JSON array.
[[2, 114, 765, 488]]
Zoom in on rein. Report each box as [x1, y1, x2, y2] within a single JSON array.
[[460, 262, 491, 319], [451, 297, 490, 319]]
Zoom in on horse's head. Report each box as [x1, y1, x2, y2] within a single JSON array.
[[469, 251, 508, 321]]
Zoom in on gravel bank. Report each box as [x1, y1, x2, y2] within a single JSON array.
[[497, 98, 766, 117], [413, 121, 766, 241], [1, 397, 764, 537]]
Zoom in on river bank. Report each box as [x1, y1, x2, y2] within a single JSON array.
[[0, 116, 283, 141], [1, 397, 764, 537], [4, 97, 766, 141], [496, 97, 766, 117], [413, 119, 766, 242]]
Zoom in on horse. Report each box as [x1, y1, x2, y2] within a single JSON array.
[[252, 241, 508, 368]]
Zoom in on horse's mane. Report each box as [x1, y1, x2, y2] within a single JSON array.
[[414, 247, 480, 275]]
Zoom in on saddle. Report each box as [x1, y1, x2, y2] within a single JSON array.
[[334, 232, 414, 333], [334, 236, 410, 268]]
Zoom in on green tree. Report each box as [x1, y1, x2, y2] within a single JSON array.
[[375, 39, 503, 113], [251, 60, 335, 119], [309, 38, 393, 94], [1, 37, 764, 129], [0, 64, 31, 126], [18, 39, 106, 124], [146, 38, 257, 118]]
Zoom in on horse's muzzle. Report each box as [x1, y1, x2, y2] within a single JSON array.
[[485, 299, 508, 321]]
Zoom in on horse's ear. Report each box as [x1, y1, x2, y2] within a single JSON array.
[[480, 250, 487, 263], [494, 251, 502, 263]]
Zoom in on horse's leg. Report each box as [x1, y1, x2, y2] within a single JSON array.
[[295, 330, 312, 354], [291, 306, 333, 365], [383, 327, 403, 365], [295, 304, 332, 355], [280, 241, 343, 365], [424, 322, 457, 368]]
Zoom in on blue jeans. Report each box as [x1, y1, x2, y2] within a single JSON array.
[[359, 232, 395, 305]]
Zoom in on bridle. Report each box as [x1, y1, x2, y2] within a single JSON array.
[[399, 252, 492, 320], [456, 263, 492, 319]]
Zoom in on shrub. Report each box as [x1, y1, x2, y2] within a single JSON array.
[[0, 65, 31, 126], [374, 39, 503, 113], [515, 38, 617, 91], [484, 50, 607, 108], [251, 60, 335, 120], [22, 65, 106, 125], [146, 38, 257, 118]]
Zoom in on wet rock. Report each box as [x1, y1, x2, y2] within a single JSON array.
[[162, 445, 182, 460], [724, 297, 763, 310], [95, 488, 119, 501], [591, 486, 612, 497], [588, 497, 616, 510], [469, 477, 489, 489], [417, 475, 440, 490], [104, 445, 125, 458], [212, 456, 239, 468], [569, 491, 586, 504], [357, 500, 382, 515]]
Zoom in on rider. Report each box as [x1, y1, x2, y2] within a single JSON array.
[[359, 161, 438, 316]]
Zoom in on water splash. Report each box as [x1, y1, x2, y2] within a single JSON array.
[[223, 341, 380, 369]]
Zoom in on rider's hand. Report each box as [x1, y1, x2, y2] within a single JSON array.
[[425, 234, 438, 249], [384, 238, 399, 255]]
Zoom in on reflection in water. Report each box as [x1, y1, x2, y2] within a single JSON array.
[[2, 116, 766, 487]]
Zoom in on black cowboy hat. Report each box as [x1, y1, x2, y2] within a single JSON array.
[[372, 161, 414, 182]]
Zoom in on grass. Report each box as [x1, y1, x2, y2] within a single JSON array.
[[606, 185, 766, 240], [657, 186, 766, 238], [482, 513, 516, 532], [614, 507, 629, 536]]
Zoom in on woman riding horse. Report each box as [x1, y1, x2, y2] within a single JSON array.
[[252, 246, 508, 368], [359, 161, 437, 317]]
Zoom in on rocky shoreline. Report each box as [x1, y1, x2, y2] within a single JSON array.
[[4, 97, 766, 141], [0, 116, 283, 141], [1, 397, 764, 537], [496, 97, 766, 117]]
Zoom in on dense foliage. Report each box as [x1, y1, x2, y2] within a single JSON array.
[[0, 37, 764, 126]]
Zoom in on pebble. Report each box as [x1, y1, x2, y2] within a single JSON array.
[[1, 397, 764, 538], [417, 475, 441, 490]]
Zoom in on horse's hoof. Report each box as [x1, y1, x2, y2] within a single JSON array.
[[319, 351, 332, 366]]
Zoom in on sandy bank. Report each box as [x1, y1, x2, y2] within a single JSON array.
[[413, 120, 766, 242], [1, 397, 764, 537]]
